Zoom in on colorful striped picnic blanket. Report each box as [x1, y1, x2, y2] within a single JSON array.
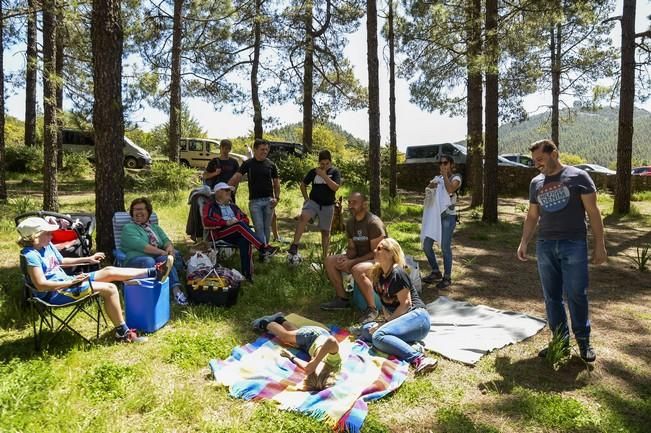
[[209, 325, 409, 433]]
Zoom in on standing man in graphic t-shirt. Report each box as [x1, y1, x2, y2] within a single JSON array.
[[288, 150, 341, 260], [203, 139, 240, 203], [229, 138, 280, 257], [517, 139, 606, 363], [321, 192, 387, 324]]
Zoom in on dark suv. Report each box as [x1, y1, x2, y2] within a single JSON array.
[[267, 141, 308, 158]]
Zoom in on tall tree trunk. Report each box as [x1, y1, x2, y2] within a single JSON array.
[[25, 0, 38, 148], [367, 0, 381, 216], [43, 0, 59, 212], [388, 0, 397, 198], [614, 0, 636, 214], [168, 0, 183, 163], [92, 0, 125, 255], [56, 5, 65, 169], [0, 2, 7, 202], [466, 0, 483, 208], [482, 0, 498, 223], [550, 22, 561, 147], [251, 0, 263, 139], [302, 0, 314, 152]]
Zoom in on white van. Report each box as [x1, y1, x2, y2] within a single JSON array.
[[61, 128, 152, 169], [405, 142, 467, 164]]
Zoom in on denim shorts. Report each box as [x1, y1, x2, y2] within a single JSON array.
[[295, 326, 330, 353], [35, 271, 97, 306]]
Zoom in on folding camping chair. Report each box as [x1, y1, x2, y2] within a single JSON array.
[[20, 255, 107, 350], [112, 211, 159, 266], [197, 194, 239, 261]]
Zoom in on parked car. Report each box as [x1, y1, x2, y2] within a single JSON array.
[[267, 141, 308, 158], [405, 142, 467, 164], [179, 137, 247, 169], [61, 128, 152, 169], [632, 166, 651, 176], [499, 153, 534, 167], [497, 155, 529, 168], [574, 164, 616, 175]]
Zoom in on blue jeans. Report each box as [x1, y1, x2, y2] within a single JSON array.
[[249, 197, 273, 245], [126, 251, 183, 289], [361, 308, 431, 364], [423, 212, 457, 277], [536, 239, 591, 341]]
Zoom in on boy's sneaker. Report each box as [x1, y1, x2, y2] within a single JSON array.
[[173, 288, 189, 306], [116, 328, 148, 343], [413, 356, 438, 375], [252, 312, 285, 331], [155, 255, 174, 283], [435, 277, 451, 290], [262, 245, 279, 261], [320, 297, 350, 311], [412, 341, 425, 354], [288, 243, 299, 256], [422, 271, 442, 284], [358, 307, 379, 324]]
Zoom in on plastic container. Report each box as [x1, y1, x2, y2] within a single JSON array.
[[124, 278, 170, 333]]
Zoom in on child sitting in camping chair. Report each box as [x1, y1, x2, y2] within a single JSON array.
[[18, 216, 173, 343]]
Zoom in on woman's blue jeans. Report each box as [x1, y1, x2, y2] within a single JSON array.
[[126, 250, 183, 289], [536, 239, 591, 341], [249, 197, 273, 245], [361, 308, 431, 364], [423, 212, 457, 277]]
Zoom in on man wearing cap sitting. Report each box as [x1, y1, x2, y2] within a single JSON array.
[[203, 182, 279, 281]]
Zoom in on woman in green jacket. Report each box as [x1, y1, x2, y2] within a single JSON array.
[[121, 197, 188, 305]]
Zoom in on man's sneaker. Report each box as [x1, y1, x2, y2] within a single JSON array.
[[252, 312, 285, 331], [413, 356, 438, 375], [288, 243, 299, 256], [320, 297, 351, 311], [116, 328, 148, 343], [155, 255, 174, 283], [422, 271, 442, 284], [358, 307, 379, 324], [435, 277, 451, 290], [578, 339, 596, 362], [412, 341, 425, 354], [263, 245, 279, 258]]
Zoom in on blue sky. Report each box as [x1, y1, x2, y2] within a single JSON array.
[[3, 0, 650, 150]]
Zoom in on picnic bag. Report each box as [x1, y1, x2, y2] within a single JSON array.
[[186, 263, 243, 307]]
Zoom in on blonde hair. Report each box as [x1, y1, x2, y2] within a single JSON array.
[[369, 237, 406, 284], [302, 363, 339, 391], [16, 232, 40, 248]]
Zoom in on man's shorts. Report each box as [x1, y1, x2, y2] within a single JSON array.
[[295, 326, 330, 353], [33, 271, 97, 306], [302, 200, 335, 231]]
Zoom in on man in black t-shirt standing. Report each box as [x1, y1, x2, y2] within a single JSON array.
[[203, 139, 240, 202], [288, 150, 341, 260], [229, 138, 280, 254]]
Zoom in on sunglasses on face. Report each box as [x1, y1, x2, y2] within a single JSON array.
[[375, 245, 388, 252], [440, 160, 451, 165]]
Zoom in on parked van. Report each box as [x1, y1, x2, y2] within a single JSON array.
[[61, 128, 152, 169], [404, 142, 467, 164], [179, 137, 247, 169]]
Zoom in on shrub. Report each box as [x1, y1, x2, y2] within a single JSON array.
[[61, 151, 94, 178], [270, 153, 318, 187], [4, 145, 43, 173], [334, 156, 367, 189], [125, 161, 200, 193]]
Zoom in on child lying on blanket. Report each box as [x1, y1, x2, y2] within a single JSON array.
[[252, 313, 341, 391]]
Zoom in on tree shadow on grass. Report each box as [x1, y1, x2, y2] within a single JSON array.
[[478, 355, 595, 395], [0, 330, 101, 362]]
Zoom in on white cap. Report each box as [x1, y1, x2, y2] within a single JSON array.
[[213, 182, 234, 192], [17, 217, 59, 238]]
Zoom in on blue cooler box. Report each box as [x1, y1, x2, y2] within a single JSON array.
[[351, 282, 382, 312], [124, 278, 170, 333]]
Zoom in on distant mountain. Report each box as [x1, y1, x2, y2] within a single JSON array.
[[498, 106, 651, 166]]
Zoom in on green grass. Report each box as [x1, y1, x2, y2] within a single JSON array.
[[0, 176, 649, 433]]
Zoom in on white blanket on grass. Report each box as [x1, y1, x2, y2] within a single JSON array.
[[423, 296, 546, 365]]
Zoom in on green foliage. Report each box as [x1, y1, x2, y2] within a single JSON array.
[[560, 153, 587, 165], [627, 244, 650, 272], [3, 115, 28, 146], [545, 331, 571, 371], [4, 144, 43, 173], [163, 331, 239, 370], [270, 153, 318, 187], [507, 387, 596, 430], [499, 107, 651, 166], [125, 161, 200, 193], [334, 156, 367, 189], [83, 362, 137, 401], [61, 152, 94, 178], [9, 196, 40, 216]]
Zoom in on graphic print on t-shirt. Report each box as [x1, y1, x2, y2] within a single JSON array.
[[537, 181, 570, 213], [352, 229, 368, 243]]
